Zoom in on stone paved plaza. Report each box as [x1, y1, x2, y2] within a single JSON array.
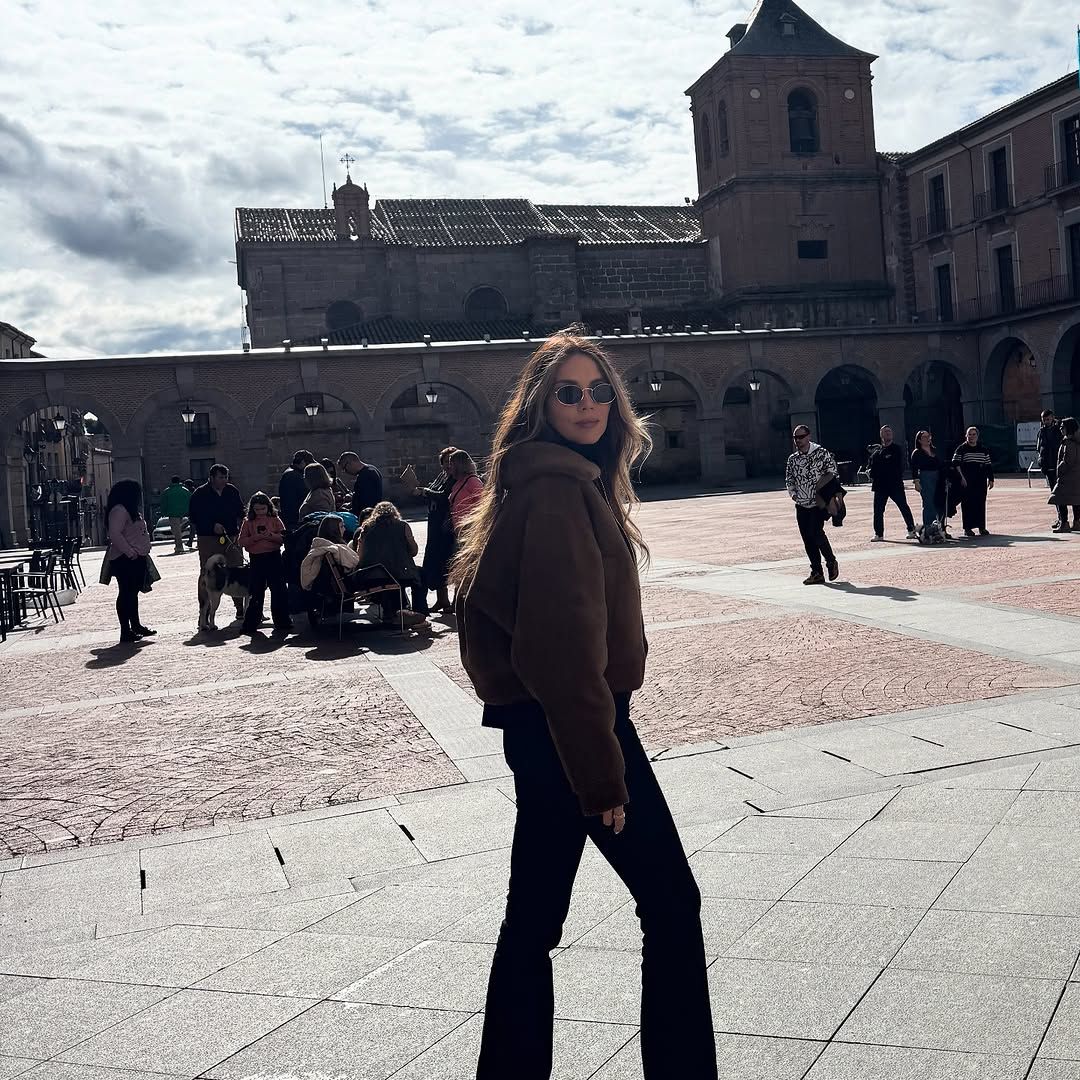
[[2, 478, 1080, 1078]]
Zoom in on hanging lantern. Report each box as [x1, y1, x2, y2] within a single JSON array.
[[425, 385, 439, 406]]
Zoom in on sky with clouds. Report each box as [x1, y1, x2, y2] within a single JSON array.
[[2, 0, 1074, 358]]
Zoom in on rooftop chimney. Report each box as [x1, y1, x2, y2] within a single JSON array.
[[726, 22, 747, 48], [331, 176, 371, 240]]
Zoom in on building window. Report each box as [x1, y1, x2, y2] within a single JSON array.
[[1063, 115, 1080, 183], [717, 103, 730, 157], [1068, 223, 1080, 293], [787, 90, 818, 154], [325, 299, 363, 332], [665, 430, 685, 450], [798, 240, 828, 259], [700, 113, 713, 169], [927, 173, 947, 233], [189, 458, 215, 483], [934, 263, 954, 322], [186, 412, 215, 447], [995, 245, 1016, 314], [463, 286, 509, 321], [989, 147, 1010, 210], [780, 14, 797, 35]]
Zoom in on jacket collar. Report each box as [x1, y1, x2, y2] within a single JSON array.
[[501, 440, 601, 489]]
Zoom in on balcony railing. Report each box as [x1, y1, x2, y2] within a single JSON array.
[[916, 273, 1077, 324], [915, 207, 950, 240], [185, 426, 217, 448], [1044, 160, 1080, 194], [973, 185, 1013, 219]]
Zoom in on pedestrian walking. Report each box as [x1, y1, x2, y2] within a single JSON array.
[[910, 431, 944, 535], [785, 425, 840, 584], [868, 425, 917, 541], [401, 446, 457, 613], [189, 464, 246, 617], [159, 475, 191, 554], [1037, 410, 1062, 492], [1050, 416, 1080, 533], [453, 330, 717, 1080], [278, 450, 314, 530], [237, 492, 292, 634], [337, 451, 383, 515], [105, 479, 154, 643], [952, 426, 994, 536]]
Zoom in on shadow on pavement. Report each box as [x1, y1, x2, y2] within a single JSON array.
[[827, 581, 919, 602], [85, 640, 152, 667]]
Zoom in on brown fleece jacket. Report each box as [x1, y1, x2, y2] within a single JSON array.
[[458, 440, 647, 815]]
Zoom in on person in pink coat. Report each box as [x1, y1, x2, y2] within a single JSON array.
[[105, 479, 153, 643], [448, 450, 484, 532], [237, 492, 291, 634]]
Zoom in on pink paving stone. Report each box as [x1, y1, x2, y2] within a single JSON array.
[[985, 579, 1080, 618]]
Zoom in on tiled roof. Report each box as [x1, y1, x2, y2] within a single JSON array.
[[729, 0, 874, 59], [299, 315, 532, 347], [879, 151, 908, 163], [236, 200, 702, 248]]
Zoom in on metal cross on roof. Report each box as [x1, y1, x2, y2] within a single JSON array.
[[339, 153, 356, 181]]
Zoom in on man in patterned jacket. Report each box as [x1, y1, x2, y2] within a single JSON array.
[[785, 425, 840, 585]]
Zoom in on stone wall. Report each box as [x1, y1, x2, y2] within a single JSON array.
[[577, 246, 709, 310]]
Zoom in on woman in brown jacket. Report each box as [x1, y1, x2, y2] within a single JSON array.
[[452, 331, 717, 1080]]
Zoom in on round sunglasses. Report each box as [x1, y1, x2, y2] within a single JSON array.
[[553, 382, 616, 406]]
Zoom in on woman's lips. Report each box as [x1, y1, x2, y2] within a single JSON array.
[[576, 418, 600, 427]]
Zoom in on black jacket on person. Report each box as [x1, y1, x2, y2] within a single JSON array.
[[869, 442, 906, 491], [188, 482, 245, 537], [1037, 424, 1063, 471], [278, 468, 308, 529], [350, 464, 384, 515]]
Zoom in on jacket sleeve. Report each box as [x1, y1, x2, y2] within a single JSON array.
[[237, 520, 255, 551], [821, 447, 838, 477], [509, 495, 627, 816], [108, 506, 137, 557], [785, 455, 797, 500]]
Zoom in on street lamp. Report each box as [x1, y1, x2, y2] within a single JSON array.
[[425, 385, 439, 406], [649, 372, 663, 393], [304, 399, 320, 418], [181, 404, 196, 424], [749, 371, 762, 392], [52, 413, 67, 433]]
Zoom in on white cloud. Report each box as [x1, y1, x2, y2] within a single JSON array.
[[3, 0, 1074, 355]]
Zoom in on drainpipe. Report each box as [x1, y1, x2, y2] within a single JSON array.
[[958, 137, 986, 422]]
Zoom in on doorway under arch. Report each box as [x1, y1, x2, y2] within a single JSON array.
[[629, 370, 702, 483], [1051, 321, 1080, 417], [904, 361, 964, 451], [815, 365, 879, 467], [721, 370, 792, 476]]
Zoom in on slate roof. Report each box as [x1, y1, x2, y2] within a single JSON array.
[[236, 200, 702, 248], [300, 315, 531, 347], [729, 0, 874, 60]]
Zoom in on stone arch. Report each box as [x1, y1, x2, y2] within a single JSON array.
[[463, 285, 509, 321], [371, 370, 493, 430], [1, 392, 125, 451], [1050, 312, 1080, 417], [623, 361, 708, 484], [903, 358, 966, 451], [252, 379, 372, 438], [814, 364, 882, 467], [984, 332, 1041, 423], [720, 367, 798, 477], [126, 384, 252, 449], [622, 358, 712, 415]]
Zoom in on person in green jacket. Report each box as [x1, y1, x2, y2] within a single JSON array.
[[160, 475, 191, 554]]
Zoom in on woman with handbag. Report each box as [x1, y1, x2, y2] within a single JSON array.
[[105, 478, 154, 643], [452, 330, 717, 1080]]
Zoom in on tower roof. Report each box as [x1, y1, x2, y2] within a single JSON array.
[[729, 0, 875, 60]]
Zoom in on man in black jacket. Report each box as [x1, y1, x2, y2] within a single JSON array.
[[1037, 410, 1062, 492], [869, 426, 917, 541], [278, 449, 314, 530], [188, 464, 246, 617], [338, 451, 383, 515]]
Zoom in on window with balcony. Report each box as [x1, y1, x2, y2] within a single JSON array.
[[1064, 115, 1080, 183], [185, 412, 215, 448], [934, 263, 954, 322], [1068, 223, 1080, 296], [995, 244, 1017, 314], [925, 174, 948, 235], [788, 90, 819, 154], [990, 148, 1010, 209]]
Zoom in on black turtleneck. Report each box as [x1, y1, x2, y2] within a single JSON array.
[[539, 424, 608, 467]]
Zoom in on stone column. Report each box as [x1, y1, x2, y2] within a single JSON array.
[[0, 452, 29, 547], [698, 414, 731, 484], [234, 436, 271, 498]]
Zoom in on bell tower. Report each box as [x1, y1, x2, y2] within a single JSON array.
[[687, 0, 891, 328]]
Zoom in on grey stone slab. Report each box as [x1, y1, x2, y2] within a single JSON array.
[[1010, 703, 1080, 742], [875, 786, 1018, 825], [576, 896, 771, 955], [651, 755, 778, 824], [0, 1059, 41, 1080], [269, 810, 425, 884], [0, 979, 170, 1059], [804, 1042, 1028, 1079], [455, 754, 512, 782], [140, 832, 288, 912], [889, 714, 1064, 761], [350, 846, 509, 896], [551, 947, 643, 1025], [1029, 1061, 1080, 1079], [1003, 790, 1080, 826], [389, 788, 515, 861], [0, 852, 141, 920], [57, 989, 312, 1075], [707, 957, 880, 1039], [590, 1032, 826, 1080], [939, 762, 1039, 789], [704, 816, 860, 857], [0, 915, 97, 961], [935, 826, 1080, 916], [689, 850, 821, 901], [64, 924, 285, 987], [194, 929, 413, 998], [713, 741, 881, 797], [0, 977, 37, 1006], [723, 901, 922, 966], [334, 939, 494, 1011], [786, 856, 960, 909], [675, 820, 744, 855], [16, 1064, 176, 1080], [1040, 983, 1080, 1060], [893, 910, 1080, 979], [835, 820, 992, 862], [306, 884, 489, 940], [1027, 757, 1080, 791], [205, 1000, 468, 1080], [765, 789, 900, 821], [837, 967, 1062, 1055], [390, 1012, 636, 1079], [794, 726, 955, 774]]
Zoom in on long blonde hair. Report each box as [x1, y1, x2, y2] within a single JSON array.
[[451, 330, 651, 589]]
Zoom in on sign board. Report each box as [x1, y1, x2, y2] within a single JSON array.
[[1016, 421, 1041, 448], [1018, 449, 1039, 469]]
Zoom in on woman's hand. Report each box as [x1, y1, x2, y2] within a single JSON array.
[[913, 479, 921, 494], [988, 479, 994, 490], [601, 806, 626, 835]]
